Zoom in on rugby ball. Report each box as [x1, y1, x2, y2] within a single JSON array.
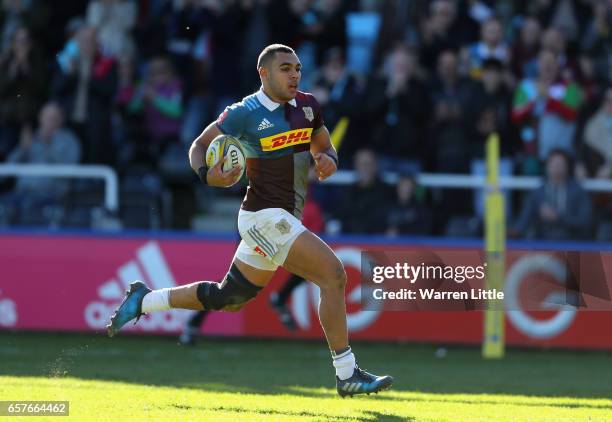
[[206, 134, 246, 186]]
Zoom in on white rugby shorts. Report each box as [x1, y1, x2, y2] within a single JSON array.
[[234, 208, 306, 271]]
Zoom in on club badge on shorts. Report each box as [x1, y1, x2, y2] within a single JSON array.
[[302, 106, 314, 122], [275, 219, 291, 235]]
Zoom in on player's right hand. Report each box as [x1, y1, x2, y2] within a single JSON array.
[[206, 156, 242, 187]]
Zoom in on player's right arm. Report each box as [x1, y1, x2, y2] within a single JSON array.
[[189, 103, 246, 187], [189, 121, 220, 173]]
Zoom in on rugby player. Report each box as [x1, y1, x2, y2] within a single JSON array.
[[107, 44, 393, 397]]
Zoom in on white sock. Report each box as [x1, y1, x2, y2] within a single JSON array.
[[141, 288, 171, 313], [332, 348, 356, 380]]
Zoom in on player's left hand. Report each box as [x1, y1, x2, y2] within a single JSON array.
[[313, 152, 336, 181]]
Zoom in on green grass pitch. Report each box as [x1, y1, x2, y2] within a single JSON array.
[[1, 332, 611, 421]]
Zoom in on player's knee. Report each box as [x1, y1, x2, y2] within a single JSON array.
[[196, 264, 262, 311], [320, 261, 347, 292], [223, 296, 257, 312], [221, 302, 247, 312], [334, 265, 348, 290]]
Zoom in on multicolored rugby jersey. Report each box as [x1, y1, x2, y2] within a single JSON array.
[[216, 89, 324, 219]]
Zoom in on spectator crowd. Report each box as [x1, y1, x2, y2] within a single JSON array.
[[0, 0, 610, 241]]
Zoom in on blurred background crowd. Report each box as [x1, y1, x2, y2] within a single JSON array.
[[0, 0, 611, 241]]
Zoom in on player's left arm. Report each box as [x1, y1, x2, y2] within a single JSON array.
[[310, 125, 338, 181]]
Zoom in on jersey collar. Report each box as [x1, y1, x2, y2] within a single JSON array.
[[256, 88, 297, 111]]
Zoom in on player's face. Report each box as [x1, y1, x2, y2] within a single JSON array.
[[265, 52, 302, 101]]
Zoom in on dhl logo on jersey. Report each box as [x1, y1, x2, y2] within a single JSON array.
[[260, 128, 312, 152]]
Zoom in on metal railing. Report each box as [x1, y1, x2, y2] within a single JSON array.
[[0, 164, 119, 212], [1, 165, 610, 217], [326, 170, 612, 192]]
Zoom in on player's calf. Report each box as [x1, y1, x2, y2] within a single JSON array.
[[313, 259, 349, 350]]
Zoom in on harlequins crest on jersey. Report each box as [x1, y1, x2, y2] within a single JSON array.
[[302, 106, 314, 122]]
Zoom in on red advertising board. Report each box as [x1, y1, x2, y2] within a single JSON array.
[[1, 234, 611, 350], [0, 235, 242, 336]]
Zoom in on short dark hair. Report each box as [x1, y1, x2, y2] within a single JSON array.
[[547, 148, 570, 162], [257, 44, 295, 69], [546, 148, 574, 173]]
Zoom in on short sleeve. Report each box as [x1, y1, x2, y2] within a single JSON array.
[[215, 103, 247, 138]]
